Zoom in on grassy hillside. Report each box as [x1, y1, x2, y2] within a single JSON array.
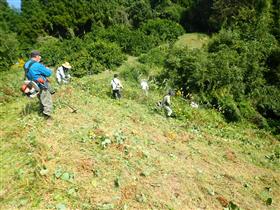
[[1, 55, 279, 210]]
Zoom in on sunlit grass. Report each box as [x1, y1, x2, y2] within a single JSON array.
[[174, 33, 209, 49], [0, 59, 279, 209]]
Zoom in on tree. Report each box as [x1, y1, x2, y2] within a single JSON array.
[[19, 0, 48, 44], [0, 0, 21, 33], [182, 0, 214, 33], [0, 0, 19, 70], [128, 0, 153, 27], [209, 0, 272, 31]]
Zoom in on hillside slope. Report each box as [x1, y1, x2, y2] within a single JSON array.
[[1, 59, 280, 210]]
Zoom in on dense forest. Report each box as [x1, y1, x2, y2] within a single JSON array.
[[0, 0, 279, 134]]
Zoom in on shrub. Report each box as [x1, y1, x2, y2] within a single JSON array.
[[209, 90, 241, 122], [127, 30, 159, 55], [0, 66, 23, 103], [85, 39, 126, 70], [0, 30, 19, 71], [140, 18, 185, 42], [207, 28, 278, 95], [69, 39, 126, 77], [163, 46, 208, 94], [69, 49, 98, 77], [30, 33, 126, 77], [206, 49, 245, 97], [120, 63, 150, 82], [238, 100, 261, 121], [207, 29, 240, 53], [89, 25, 159, 56], [252, 86, 280, 121], [163, 44, 249, 122], [138, 44, 169, 66], [156, 4, 186, 23], [128, 0, 153, 27], [35, 36, 64, 66], [221, 99, 241, 122]]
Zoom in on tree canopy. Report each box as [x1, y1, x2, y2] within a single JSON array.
[[1, 0, 279, 133]]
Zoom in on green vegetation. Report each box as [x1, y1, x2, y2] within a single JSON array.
[[1, 61, 279, 209], [0, 0, 280, 209]]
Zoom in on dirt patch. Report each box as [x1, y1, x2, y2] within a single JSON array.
[[76, 158, 95, 173], [225, 149, 237, 162], [121, 184, 137, 200]]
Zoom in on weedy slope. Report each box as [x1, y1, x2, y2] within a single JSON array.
[[1, 61, 279, 210]]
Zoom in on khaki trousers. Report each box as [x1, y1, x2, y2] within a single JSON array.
[[39, 89, 52, 116], [163, 105, 172, 117]]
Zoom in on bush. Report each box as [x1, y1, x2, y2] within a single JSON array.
[[68, 39, 126, 77], [163, 46, 208, 94], [138, 44, 169, 66], [88, 25, 159, 56], [207, 49, 245, 97], [140, 18, 185, 42], [85, 39, 126, 70], [35, 36, 64, 66], [88, 22, 184, 57], [0, 66, 23, 103], [120, 63, 150, 82], [34, 35, 126, 77], [252, 86, 280, 121], [69, 49, 98, 77], [127, 30, 159, 55], [0, 30, 19, 71], [156, 4, 186, 23], [207, 29, 240, 53], [128, 0, 153, 27], [163, 44, 249, 122], [210, 90, 241, 122], [238, 100, 261, 121], [207, 28, 278, 95]]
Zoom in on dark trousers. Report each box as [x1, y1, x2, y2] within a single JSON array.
[[113, 89, 121, 99]]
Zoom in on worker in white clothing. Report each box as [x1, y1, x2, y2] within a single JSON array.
[[140, 79, 149, 96], [56, 62, 72, 84], [111, 74, 123, 99]]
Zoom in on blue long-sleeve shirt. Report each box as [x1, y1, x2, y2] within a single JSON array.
[[24, 59, 52, 82]]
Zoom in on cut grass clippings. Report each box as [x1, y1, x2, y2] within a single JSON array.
[[0, 62, 279, 209]]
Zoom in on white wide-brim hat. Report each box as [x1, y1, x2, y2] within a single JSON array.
[[62, 62, 71, 69]]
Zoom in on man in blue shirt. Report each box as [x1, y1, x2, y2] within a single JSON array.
[[24, 50, 53, 118]]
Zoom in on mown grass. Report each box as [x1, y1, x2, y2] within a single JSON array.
[[1, 58, 280, 210], [173, 33, 209, 49]]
